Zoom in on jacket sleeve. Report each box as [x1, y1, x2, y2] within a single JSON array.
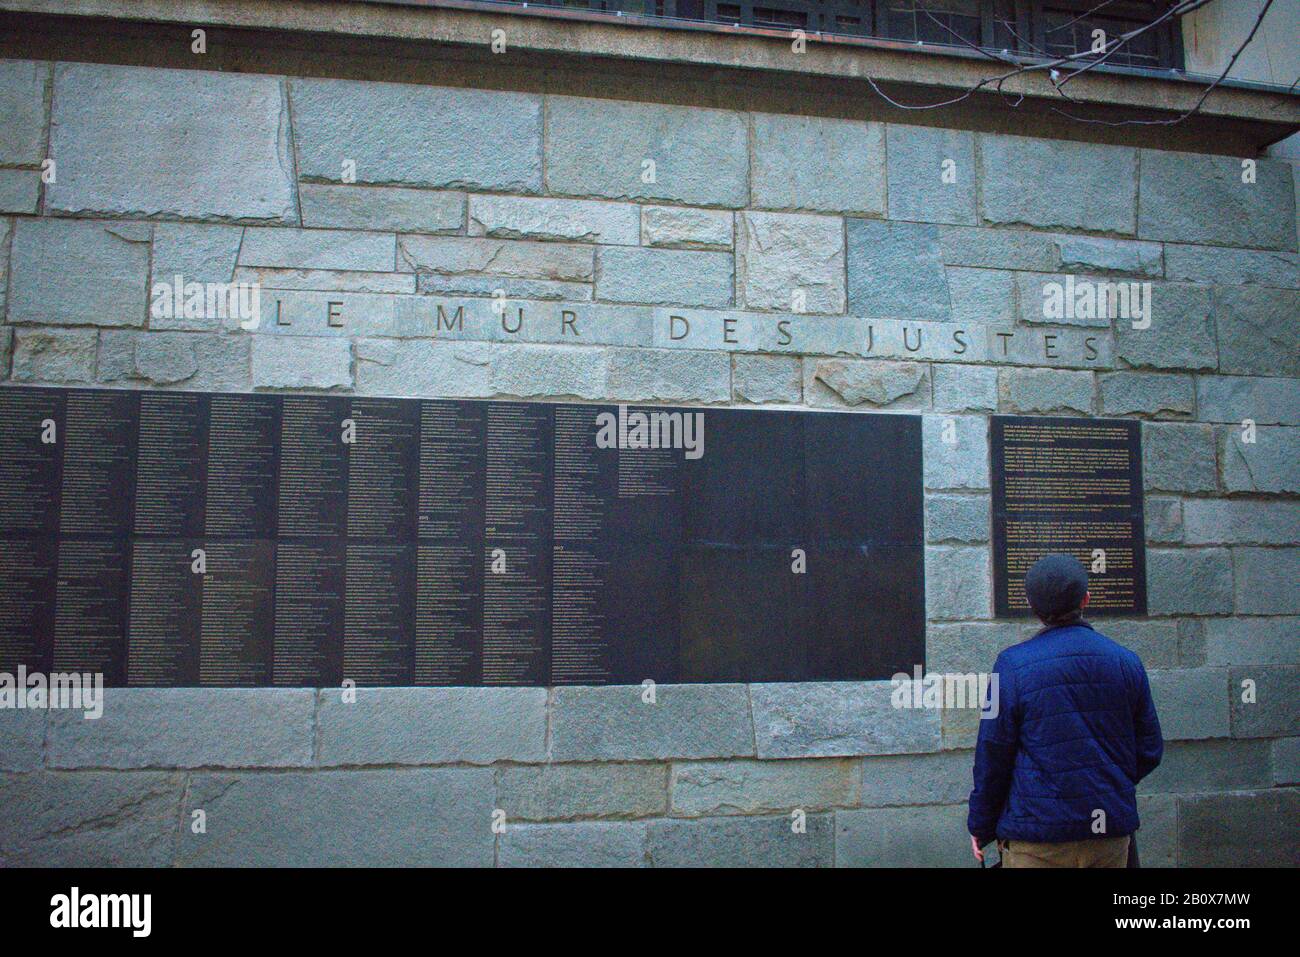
[[1132, 660, 1164, 783], [967, 654, 1019, 843]]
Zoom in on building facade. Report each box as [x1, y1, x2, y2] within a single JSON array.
[[0, 0, 1296, 866]]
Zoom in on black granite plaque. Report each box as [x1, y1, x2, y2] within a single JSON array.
[[0, 386, 927, 686], [991, 415, 1147, 617]]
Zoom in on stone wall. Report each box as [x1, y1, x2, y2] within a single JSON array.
[[0, 56, 1297, 867]]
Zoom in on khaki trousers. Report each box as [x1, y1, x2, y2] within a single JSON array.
[[999, 835, 1129, 868]]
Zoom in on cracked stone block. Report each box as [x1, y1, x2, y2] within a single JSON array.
[[0, 772, 183, 866], [1218, 425, 1300, 493], [640, 205, 732, 248], [737, 211, 844, 314], [301, 184, 465, 233], [11, 328, 98, 382], [1213, 286, 1300, 377], [10, 218, 149, 327], [1056, 236, 1162, 276], [468, 195, 638, 244], [354, 339, 494, 397], [252, 335, 352, 390], [1098, 372, 1194, 417], [925, 545, 992, 620], [808, 359, 928, 409], [48, 63, 296, 222], [398, 235, 593, 281]]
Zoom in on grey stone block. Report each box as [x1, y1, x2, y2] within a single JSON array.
[[1204, 617, 1300, 666], [750, 681, 941, 758], [640, 205, 732, 248], [1196, 375, 1300, 425], [1215, 285, 1300, 378], [998, 367, 1094, 414], [737, 211, 844, 314], [293, 77, 541, 192], [491, 344, 607, 399], [418, 275, 591, 302], [808, 359, 928, 409], [1148, 668, 1230, 740], [1144, 497, 1183, 545], [1233, 547, 1300, 615], [468, 195, 638, 245], [979, 134, 1137, 234], [1139, 149, 1296, 250], [1219, 426, 1300, 493], [98, 332, 250, 392], [1183, 500, 1300, 545], [179, 768, 495, 866], [596, 246, 733, 308], [1165, 243, 1300, 287], [846, 219, 950, 321], [605, 348, 730, 403], [1177, 789, 1299, 867], [886, 124, 975, 225], [1014, 272, 1113, 328], [0, 709, 45, 771], [932, 364, 997, 412], [923, 414, 990, 490], [301, 184, 465, 233], [11, 328, 98, 383], [1139, 739, 1272, 794], [732, 354, 801, 403], [836, 803, 970, 867], [240, 267, 415, 295], [1099, 372, 1194, 417], [10, 218, 149, 327], [752, 113, 885, 215], [1056, 236, 1162, 276], [551, 684, 753, 761], [1101, 619, 1182, 670], [1136, 793, 1177, 867], [860, 750, 974, 808], [939, 225, 1058, 271], [399, 235, 593, 281], [354, 339, 494, 397], [948, 267, 1015, 323], [545, 96, 747, 207], [0, 59, 49, 165], [1230, 666, 1300, 738], [647, 812, 833, 867], [1114, 283, 1217, 371], [926, 621, 1032, 674], [46, 688, 314, 769], [498, 821, 648, 867], [49, 63, 295, 221], [670, 758, 860, 816], [925, 494, 991, 545], [1274, 737, 1300, 785], [317, 687, 546, 766], [496, 763, 667, 821], [252, 336, 352, 390], [1141, 422, 1217, 493], [0, 771, 183, 866], [926, 545, 992, 621], [0, 168, 39, 213], [150, 223, 243, 314], [1178, 619, 1208, 668], [1146, 548, 1234, 615], [240, 227, 395, 272]]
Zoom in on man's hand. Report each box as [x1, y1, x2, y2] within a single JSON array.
[[971, 835, 984, 863]]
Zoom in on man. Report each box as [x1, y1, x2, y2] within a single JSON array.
[[968, 554, 1163, 868]]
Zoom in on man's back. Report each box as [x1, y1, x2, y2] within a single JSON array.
[[967, 622, 1163, 846]]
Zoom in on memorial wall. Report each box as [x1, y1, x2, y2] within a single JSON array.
[[0, 37, 1294, 867]]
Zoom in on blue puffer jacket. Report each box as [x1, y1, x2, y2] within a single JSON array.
[[967, 622, 1163, 844]]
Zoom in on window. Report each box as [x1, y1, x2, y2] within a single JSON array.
[[525, 0, 1185, 69]]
